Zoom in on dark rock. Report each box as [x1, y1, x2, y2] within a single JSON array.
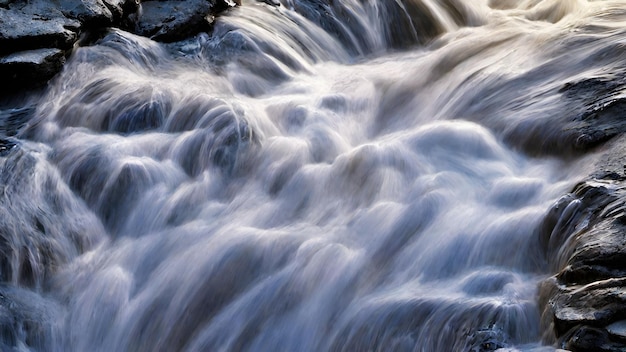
[[102, 0, 139, 24], [465, 325, 508, 351], [559, 76, 626, 153], [0, 48, 65, 90], [607, 320, 626, 340], [550, 278, 626, 335], [0, 0, 145, 90], [539, 146, 626, 351], [0, 138, 16, 156], [58, 0, 114, 27], [563, 326, 625, 352], [0, 5, 78, 55], [0, 0, 237, 91], [134, 0, 219, 42], [108, 99, 167, 134]]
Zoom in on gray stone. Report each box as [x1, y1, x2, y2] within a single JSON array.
[[102, 0, 139, 22], [0, 0, 235, 91], [0, 5, 78, 55], [0, 106, 33, 136], [538, 139, 626, 351], [59, 0, 114, 26], [563, 326, 623, 352], [135, 0, 226, 42], [0, 48, 65, 90]]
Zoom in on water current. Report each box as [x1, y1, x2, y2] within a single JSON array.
[[3, 0, 626, 350]]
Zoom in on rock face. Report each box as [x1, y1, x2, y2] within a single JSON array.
[[0, 0, 233, 91], [135, 0, 226, 42], [0, 48, 66, 89], [540, 136, 626, 351], [0, 5, 79, 55]]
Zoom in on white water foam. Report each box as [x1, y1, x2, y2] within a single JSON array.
[[3, 0, 626, 351]]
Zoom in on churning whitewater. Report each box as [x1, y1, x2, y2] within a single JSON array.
[[2, 0, 626, 350]]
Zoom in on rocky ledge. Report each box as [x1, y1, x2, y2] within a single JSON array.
[[0, 0, 235, 91], [539, 135, 626, 351]]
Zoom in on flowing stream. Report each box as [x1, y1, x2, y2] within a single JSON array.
[[2, 0, 626, 351]]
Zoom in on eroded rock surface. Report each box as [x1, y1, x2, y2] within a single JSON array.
[[540, 135, 626, 351]]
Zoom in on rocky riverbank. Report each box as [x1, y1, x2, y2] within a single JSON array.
[[539, 135, 626, 351], [529, 73, 626, 352], [0, 0, 235, 92]]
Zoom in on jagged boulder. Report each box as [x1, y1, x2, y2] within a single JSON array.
[[134, 0, 233, 42], [0, 0, 120, 90], [539, 139, 626, 351]]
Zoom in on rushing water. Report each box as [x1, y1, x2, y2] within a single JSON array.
[[2, 0, 626, 351]]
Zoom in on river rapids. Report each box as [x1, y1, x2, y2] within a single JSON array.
[[1, 0, 626, 351]]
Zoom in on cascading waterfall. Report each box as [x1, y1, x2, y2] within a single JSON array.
[[1, 0, 626, 350]]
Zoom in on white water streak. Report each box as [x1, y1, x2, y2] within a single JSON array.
[[3, 0, 626, 351]]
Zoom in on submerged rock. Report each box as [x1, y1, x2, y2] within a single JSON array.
[[103, 0, 139, 24], [0, 142, 105, 288], [0, 106, 34, 136], [0, 138, 16, 156], [0, 284, 61, 351]]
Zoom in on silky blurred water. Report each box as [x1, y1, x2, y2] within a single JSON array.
[[3, 0, 626, 351]]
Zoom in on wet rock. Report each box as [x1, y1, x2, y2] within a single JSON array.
[[539, 146, 626, 351], [465, 325, 508, 351], [59, 0, 114, 27], [108, 99, 168, 134], [0, 0, 237, 90], [0, 5, 78, 55], [0, 48, 65, 90], [0, 1, 81, 90], [563, 326, 625, 352], [135, 0, 227, 42], [103, 0, 139, 24], [559, 76, 626, 153], [0, 138, 17, 156], [0, 0, 140, 90], [550, 278, 626, 334]]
